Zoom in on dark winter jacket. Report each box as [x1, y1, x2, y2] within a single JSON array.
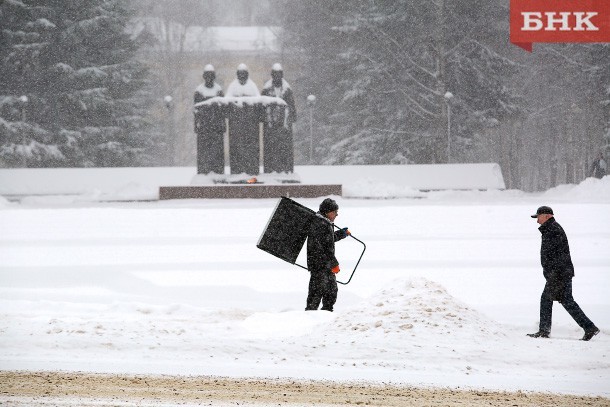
[[538, 217, 575, 281], [306, 213, 343, 274]]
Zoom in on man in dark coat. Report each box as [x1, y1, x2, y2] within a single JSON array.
[[305, 198, 349, 312], [193, 64, 225, 174], [527, 206, 599, 341], [261, 63, 297, 174]]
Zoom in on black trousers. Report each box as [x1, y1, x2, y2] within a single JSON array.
[[306, 271, 338, 312], [539, 278, 595, 333]]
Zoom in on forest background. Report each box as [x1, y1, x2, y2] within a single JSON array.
[[1, 0, 608, 191]]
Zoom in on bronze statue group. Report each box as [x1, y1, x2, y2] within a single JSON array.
[[193, 63, 297, 177]]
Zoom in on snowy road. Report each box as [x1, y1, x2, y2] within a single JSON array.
[[2, 371, 609, 406]]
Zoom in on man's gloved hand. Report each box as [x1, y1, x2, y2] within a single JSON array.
[[337, 227, 350, 239], [331, 265, 340, 274]]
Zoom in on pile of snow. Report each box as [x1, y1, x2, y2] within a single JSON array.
[[542, 176, 610, 202], [327, 278, 503, 340]]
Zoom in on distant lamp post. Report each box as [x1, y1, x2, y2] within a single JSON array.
[[19, 95, 29, 168], [164, 95, 173, 110], [444, 91, 454, 163], [163, 95, 174, 165], [307, 94, 316, 164]]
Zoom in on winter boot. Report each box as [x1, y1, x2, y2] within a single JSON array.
[[581, 327, 600, 341], [527, 331, 550, 338]]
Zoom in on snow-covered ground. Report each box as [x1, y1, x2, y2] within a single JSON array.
[[0, 176, 609, 397]]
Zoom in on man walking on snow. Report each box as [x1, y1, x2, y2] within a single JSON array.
[[527, 206, 599, 341], [305, 198, 349, 312]]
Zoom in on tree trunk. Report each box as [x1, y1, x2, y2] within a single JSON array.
[[565, 106, 575, 184], [435, 0, 448, 164], [549, 124, 558, 188]]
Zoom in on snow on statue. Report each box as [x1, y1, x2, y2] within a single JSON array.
[[225, 63, 260, 97]]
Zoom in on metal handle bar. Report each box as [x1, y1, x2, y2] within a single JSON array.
[[294, 225, 366, 286]]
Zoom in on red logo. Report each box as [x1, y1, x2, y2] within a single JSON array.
[[510, 0, 610, 51]]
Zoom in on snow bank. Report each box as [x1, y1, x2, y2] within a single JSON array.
[[297, 163, 506, 191], [0, 167, 192, 200], [0, 167, 608, 203], [327, 278, 504, 340], [541, 176, 610, 202], [0, 164, 504, 201]]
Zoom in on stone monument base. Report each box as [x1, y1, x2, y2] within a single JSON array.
[[190, 171, 301, 185], [159, 184, 342, 200]]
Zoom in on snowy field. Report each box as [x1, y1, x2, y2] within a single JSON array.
[[0, 176, 609, 397]]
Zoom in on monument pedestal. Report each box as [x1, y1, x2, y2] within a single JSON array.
[[160, 171, 340, 199], [191, 171, 301, 185], [159, 183, 341, 200]]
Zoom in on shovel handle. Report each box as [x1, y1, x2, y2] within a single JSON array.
[[335, 229, 366, 285]]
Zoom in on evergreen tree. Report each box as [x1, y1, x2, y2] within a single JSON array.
[[278, 0, 352, 164], [280, 0, 521, 165], [513, 43, 610, 190], [0, 0, 154, 167]]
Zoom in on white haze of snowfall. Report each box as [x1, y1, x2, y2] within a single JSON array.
[[0, 176, 609, 397]]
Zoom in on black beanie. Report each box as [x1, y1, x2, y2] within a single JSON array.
[[319, 198, 338, 214]]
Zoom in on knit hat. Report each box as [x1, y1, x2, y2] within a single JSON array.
[[319, 198, 338, 214]]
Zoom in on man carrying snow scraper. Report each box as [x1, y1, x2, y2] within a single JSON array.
[[527, 206, 600, 341], [305, 198, 350, 312]]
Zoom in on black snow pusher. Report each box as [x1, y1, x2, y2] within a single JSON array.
[[256, 196, 366, 285]]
